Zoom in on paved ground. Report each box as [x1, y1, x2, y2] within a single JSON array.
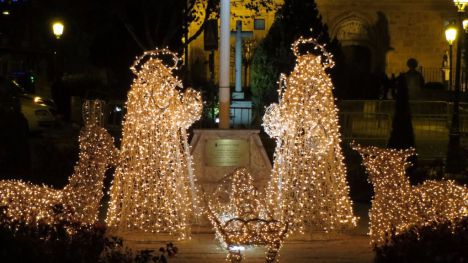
[[120, 203, 374, 263]]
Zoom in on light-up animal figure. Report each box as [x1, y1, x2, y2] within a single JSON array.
[[352, 143, 468, 246], [0, 100, 118, 226]]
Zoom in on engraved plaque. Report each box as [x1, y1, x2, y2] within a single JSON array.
[[205, 139, 250, 167]]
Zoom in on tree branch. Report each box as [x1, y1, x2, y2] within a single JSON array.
[[186, 1, 213, 45]]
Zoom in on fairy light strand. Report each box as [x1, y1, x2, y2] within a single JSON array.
[[0, 100, 118, 227], [263, 37, 357, 234], [205, 168, 288, 263], [352, 143, 468, 247], [106, 49, 202, 239]]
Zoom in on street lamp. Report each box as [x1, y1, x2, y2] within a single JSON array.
[[446, 0, 467, 174], [52, 21, 64, 39], [445, 26, 457, 45], [454, 0, 468, 11], [51, 21, 64, 82], [463, 19, 468, 30], [445, 26, 457, 90]]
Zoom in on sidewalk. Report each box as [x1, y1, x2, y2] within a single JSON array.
[[120, 203, 374, 263]]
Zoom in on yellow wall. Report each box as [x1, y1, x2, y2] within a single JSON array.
[[188, 0, 282, 86], [316, 0, 455, 78]]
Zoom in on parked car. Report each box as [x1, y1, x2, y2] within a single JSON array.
[[19, 93, 56, 131], [1, 78, 56, 132]]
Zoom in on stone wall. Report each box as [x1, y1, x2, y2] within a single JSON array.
[[316, 0, 456, 76]]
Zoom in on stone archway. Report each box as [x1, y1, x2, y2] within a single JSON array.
[[331, 13, 375, 65], [331, 13, 381, 99]]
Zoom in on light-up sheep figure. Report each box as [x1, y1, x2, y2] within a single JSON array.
[[0, 100, 118, 226], [352, 143, 468, 247], [263, 37, 357, 233], [106, 49, 202, 239]]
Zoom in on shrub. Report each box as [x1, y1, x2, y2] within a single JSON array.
[[375, 217, 468, 263], [0, 212, 150, 263]]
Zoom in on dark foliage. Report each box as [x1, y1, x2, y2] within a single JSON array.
[[0, 212, 158, 263], [250, 0, 343, 119], [375, 217, 468, 263], [0, 78, 31, 178], [0, 216, 106, 263]]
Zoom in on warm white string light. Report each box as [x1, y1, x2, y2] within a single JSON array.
[[106, 49, 202, 239], [0, 100, 118, 227], [205, 168, 288, 263], [206, 38, 358, 262], [263, 37, 357, 234], [352, 143, 468, 247]]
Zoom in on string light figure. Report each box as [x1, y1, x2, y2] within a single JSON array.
[[106, 49, 202, 239], [0, 100, 118, 226], [206, 168, 288, 263], [352, 143, 468, 247], [263, 37, 357, 234]]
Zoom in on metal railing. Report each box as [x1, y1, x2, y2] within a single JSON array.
[[196, 106, 255, 129], [102, 99, 468, 159], [337, 100, 468, 159]]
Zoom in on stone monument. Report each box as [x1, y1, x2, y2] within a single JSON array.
[[231, 20, 253, 127], [191, 129, 271, 194], [191, 1, 271, 199]]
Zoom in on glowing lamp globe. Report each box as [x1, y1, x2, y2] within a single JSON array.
[[464, 19, 468, 31], [52, 22, 64, 39], [445, 27, 457, 45], [454, 0, 468, 11]]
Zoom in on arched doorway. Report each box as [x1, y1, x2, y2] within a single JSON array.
[[342, 45, 375, 98], [332, 14, 380, 99]]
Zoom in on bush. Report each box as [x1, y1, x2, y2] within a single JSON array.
[[0, 217, 106, 262], [375, 217, 468, 263], [0, 212, 152, 263]]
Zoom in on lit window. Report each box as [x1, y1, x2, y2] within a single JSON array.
[[254, 19, 265, 30]]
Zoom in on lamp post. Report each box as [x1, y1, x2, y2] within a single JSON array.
[[445, 26, 457, 90], [446, 0, 468, 174], [51, 21, 64, 81]]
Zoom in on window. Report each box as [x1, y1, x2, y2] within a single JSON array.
[[254, 19, 265, 30]]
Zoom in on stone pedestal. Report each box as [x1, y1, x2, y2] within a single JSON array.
[[190, 129, 272, 194]]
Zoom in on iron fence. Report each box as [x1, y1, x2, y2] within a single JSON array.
[[337, 100, 468, 159], [102, 99, 468, 159]]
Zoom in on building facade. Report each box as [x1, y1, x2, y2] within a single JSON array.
[[317, 0, 455, 82], [188, 0, 457, 89]]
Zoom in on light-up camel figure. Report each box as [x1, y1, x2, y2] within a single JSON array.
[[0, 100, 118, 226], [352, 143, 468, 246]]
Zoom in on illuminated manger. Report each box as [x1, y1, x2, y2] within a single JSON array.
[[352, 143, 468, 247], [205, 168, 288, 263]]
